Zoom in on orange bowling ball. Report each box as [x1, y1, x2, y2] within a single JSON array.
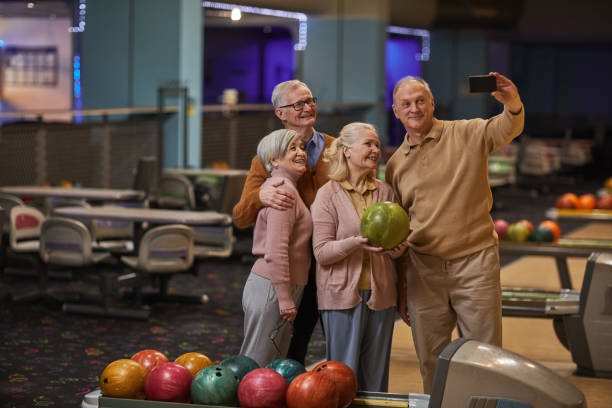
[[131, 349, 169, 373], [313, 361, 357, 408], [576, 194, 596, 210], [286, 371, 339, 408], [100, 359, 147, 399], [605, 177, 612, 193], [174, 352, 213, 377]]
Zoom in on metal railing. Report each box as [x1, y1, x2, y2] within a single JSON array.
[[0, 103, 372, 187]]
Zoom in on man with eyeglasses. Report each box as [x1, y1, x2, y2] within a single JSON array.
[[233, 79, 335, 365], [386, 73, 524, 394]]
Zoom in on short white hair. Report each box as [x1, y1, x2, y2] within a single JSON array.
[[392, 76, 433, 104], [257, 129, 299, 172], [271, 80, 311, 108]]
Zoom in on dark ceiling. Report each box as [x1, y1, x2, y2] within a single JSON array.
[[1, 0, 611, 43]]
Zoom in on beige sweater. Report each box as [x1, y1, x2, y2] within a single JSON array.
[[385, 106, 524, 260], [311, 179, 399, 311]]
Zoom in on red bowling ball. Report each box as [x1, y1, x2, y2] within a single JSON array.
[[238, 368, 288, 408], [597, 194, 612, 210], [313, 361, 358, 408], [286, 371, 339, 408], [131, 349, 169, 373], [145, 362, 193, 403], [493, 219, 509, 241]]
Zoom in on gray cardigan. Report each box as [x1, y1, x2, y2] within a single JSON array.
[[311, 179, 399, 311]]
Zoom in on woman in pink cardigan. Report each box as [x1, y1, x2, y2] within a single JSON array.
[[311, 122, 408, 392], [240, 129, 313, 367]]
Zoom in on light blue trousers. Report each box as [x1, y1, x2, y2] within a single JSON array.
[[321, 290, 396, 392]]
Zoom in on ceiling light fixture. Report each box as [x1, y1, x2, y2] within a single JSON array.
[[203, 1, 307, 51], [230, 7, 241, 21]]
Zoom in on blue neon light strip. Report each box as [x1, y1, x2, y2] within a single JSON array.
[[387, 26, 430, 61], [73, 55, 82, 121], [203, 1, 308, 51]]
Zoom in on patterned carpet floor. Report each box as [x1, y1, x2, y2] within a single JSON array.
[[0, 258, 325, 408]]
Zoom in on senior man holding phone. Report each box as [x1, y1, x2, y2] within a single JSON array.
[[386, 72, 524, 393]]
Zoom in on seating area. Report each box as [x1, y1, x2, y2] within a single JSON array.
[[0, 157, 240, 320]]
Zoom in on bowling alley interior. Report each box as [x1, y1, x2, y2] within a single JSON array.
[[1, 0, 611, 407]]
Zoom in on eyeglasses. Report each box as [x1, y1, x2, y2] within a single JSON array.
[[278, 97, 317, 111], [269, 319, 292, 357]]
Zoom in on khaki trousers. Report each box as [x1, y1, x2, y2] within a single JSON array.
[[403, 245, 502, 393]]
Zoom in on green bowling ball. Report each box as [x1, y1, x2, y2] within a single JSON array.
[[506, 222, 531, 242], [360, 201, 410, 250], [266, 358, 306, 384], [530, 225, 555, 243], [220, 355, 259, 380], [190, 364, 239, 406]]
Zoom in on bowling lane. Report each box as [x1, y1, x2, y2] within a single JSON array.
[[387, 221, 612, 407]]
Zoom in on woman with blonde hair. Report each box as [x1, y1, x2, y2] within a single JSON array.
[[240, 129, 313, 367], [311, 122, 408, 391]]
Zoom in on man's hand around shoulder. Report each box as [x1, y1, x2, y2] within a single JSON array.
[[259, 179, 295, 210]]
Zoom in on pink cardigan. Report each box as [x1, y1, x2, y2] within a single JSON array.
[[311, 179, 399, 311], [251, 166, 313, 311]]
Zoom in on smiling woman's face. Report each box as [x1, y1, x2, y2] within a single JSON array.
[[271, 137, 307, 176], [345, 129, 381, 171]]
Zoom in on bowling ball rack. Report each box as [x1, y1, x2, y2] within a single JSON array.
[[98, 390, 431, 408]]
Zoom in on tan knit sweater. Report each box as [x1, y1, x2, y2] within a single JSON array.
[[385, 106, 524, 260]]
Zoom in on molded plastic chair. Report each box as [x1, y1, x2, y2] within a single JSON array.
[[133, 156, 159, 202], [10, 205, 45, 253], [48, 200, 134, 254], [89, 204, 136, 254], [41, 217, 148, 319], [0, 197, 17, 272], [192, 214, 234, 259], [120, 224, 205, 303], [0, 193, 25, 235], [7, 205, 48, 301], [40, 217, 111, 266], [156, 174, 196, 210]]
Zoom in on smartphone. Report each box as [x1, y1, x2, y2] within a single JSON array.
[[469, 75, 497, 93]]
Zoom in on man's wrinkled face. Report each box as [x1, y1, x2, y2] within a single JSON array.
[[275, 86, 317, 132], [392, 80, 435, 135]]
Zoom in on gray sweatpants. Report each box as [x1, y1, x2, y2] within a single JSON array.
[[240, 272, 304, 367], [321, 290, 396, 392]]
